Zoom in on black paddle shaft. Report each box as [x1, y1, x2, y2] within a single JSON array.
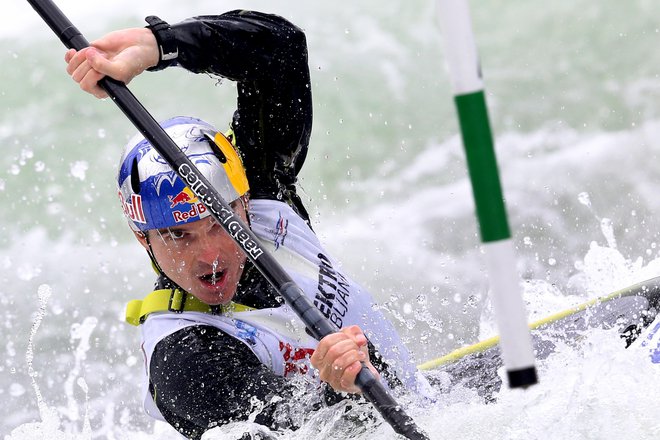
[[26, 1, 429, 438]]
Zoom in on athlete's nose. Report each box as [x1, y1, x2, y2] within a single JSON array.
[[196, 236, 221, 265], [196, 222, 232, 265]]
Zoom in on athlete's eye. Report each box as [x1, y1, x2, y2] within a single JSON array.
[[166, 228, 187, 240]]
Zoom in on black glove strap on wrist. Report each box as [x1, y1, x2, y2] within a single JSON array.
[[145, 15, 178, 71]]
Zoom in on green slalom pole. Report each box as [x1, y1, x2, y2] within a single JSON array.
[[436, 0, 538, 388]]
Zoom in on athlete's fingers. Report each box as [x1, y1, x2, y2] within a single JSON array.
[[70, 58, 92, 84], [338, 358, 365, 393], [79, 68, 109, 99], [64, 48, 76, 64], [342, 325, 369, 348], [319, 355, 363, 393], [69, 57, 105, 98], [65, 47, 91, 77], [311, 325, 377, 394], [323, 362, 364, 394], [320, 339, 365, 375], [311, 332, 350, 366], [320, 346, 381, 394], [319, 340, 365, 379], [315, 333, 378, 394], [86, 47, 128, 82], [312, 325, 369, 363]]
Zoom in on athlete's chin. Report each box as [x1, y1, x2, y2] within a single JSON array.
[[191, 284, 236, 306]]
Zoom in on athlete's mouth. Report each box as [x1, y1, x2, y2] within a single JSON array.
[[199, 270, 225, 286]]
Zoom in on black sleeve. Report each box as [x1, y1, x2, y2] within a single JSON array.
[[149, 325, 298, 439], [167, 10, 313, 210]]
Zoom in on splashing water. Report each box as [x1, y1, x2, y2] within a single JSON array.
[[7, 285, 81, 440], [577, 191, 592, 209], [7, 288, 100, 440], [61, 317, 97, 431], [3, 0, 660, 438], [69, 161, 89, 182], [17, 285, 61, 438], [600, 218, 617, 249], [212, 259, 219, 285]]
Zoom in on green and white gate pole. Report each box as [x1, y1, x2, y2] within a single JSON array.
[[436, 0, 538, 388]]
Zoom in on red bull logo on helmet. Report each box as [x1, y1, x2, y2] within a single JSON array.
[[169, 187, 208, 223], [169, 188, 194, 208], [118, 191, 146, 225]]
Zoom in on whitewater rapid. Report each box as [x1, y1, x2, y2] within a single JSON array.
[[2, 0, 660, 438]]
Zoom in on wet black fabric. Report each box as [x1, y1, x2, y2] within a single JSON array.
[[150, 325, 294, 439], [170, 10, 312, 221]]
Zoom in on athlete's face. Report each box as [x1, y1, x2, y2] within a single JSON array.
[[136, 199, 248, 305]]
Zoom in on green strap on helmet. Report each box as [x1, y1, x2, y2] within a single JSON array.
[[126, 288, 254, 326]]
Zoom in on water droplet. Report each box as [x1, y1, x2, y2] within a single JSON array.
[[18, 263, 41, 281], [6, 341, 16, 357], [577, 191, 591, 207], [600, 218, 617, 248], [9, 383, 25, 397], [70, 160, 89, 181], [77, 377, 89, 393]]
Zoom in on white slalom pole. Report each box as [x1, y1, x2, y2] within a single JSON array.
[[436, 0, 538, 388]]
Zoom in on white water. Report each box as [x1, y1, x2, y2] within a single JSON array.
[[2, 0, 660, 438]]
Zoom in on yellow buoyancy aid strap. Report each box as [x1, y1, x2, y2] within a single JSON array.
[[125, 288, 254, 326]]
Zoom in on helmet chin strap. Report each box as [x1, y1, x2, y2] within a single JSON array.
[[142, 231, 166, 276], [237, 194, 250, 226], [142, 233, 187, 292]]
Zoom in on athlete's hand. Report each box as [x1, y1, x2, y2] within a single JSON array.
[[310, 325, 380, 394], [64, 28, 159, 99]]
